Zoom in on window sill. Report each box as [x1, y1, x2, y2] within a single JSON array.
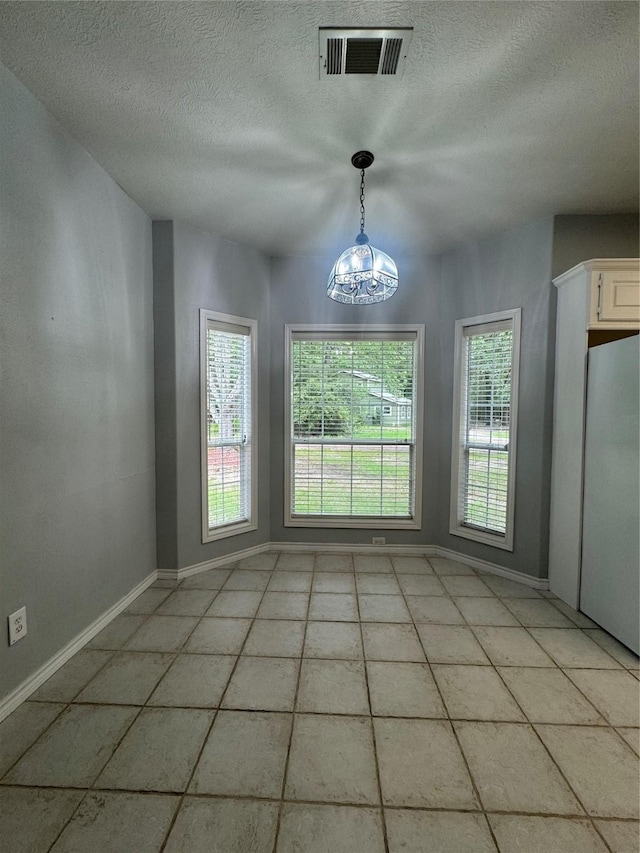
[[202, 520, 257, 544], [449, 523, 513, 552]]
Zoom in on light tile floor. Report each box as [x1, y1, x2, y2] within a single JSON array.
[[1, 552, 638, 853]]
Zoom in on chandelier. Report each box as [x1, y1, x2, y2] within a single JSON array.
[[327, 151, 398, 304]]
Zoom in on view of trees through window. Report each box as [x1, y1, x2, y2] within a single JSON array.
[[290, 337, 417, 518]]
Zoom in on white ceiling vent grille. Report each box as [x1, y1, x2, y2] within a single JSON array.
[[319, 28, 413, 78]]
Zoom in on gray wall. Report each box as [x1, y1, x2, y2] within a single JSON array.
[[153, 221, 271, 570], [435, 218, 556, 578], [0, 65, 156, 698], [268, 252, 442, 546], [552, 214, 639, 277]]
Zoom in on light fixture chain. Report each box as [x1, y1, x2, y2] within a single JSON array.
[[359, 168, 366, 234]]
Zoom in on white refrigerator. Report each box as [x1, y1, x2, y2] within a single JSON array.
[[580, 334, 639, 654]]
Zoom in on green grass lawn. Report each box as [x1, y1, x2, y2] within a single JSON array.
[[293, 443, 412, 516]]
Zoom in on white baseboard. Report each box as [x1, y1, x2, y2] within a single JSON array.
[[174, 540, 547, 590], [0, 571, 157, 724], [162, 542, 271, 582], [269, 541, 438, 556], [434, 547, 548, 590]]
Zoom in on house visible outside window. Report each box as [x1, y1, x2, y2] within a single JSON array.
[[200, 310, 257, 542], [285, 325, 424, 529], [450, 309, 521, 550]]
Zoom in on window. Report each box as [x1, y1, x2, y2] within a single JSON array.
[[450, 309, 521, 550], [200, 310, 257, 542], [285, 325, 424, 528]]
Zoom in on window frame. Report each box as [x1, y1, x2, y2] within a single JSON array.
[[284, 323, 424, 530], [200, 309, 258, 543], [449, 308, 521, 551]]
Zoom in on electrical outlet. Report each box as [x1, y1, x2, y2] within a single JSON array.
[[8, 607, 27, 646], [372, 537, 386, 546]]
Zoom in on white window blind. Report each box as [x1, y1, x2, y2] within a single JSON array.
[[450, 310, 520, 550], [201, 311, 256, 542], [287, 329, 423, 527]]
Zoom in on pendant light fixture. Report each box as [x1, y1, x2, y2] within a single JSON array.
[[327, 151, 398, 304]]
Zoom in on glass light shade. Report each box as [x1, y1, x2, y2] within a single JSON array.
[[327, 240, 398, 304]]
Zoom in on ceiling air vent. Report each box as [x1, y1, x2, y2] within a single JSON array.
[[319, 28, 413, 78]]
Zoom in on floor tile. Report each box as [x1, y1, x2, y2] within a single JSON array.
[[268, 570, 313, 592], [488, 815, 608, 853], [396, 574, 446, 596], [315, 553, 352, 572], [124, 615, 198, 653], [548, 599, 598, 628], [244, 619, 306, 657], [374, 718, 478, 809], [391, 555, 434, 574], [151, 578, 181, 588], [3, 704, 139, 787], [50, 791, 179, 853], [304, 621, 363, 659], [308, 592, 358, 621], [124, 587, 173, 614], [276, 552, 315, 571], [406, 595, 464, 624], [0, 787, 84, 852], [156, 589, 218, 616], [313, 572, 355, 593], [277, 803, 385, 853], [356, 573, 401, 594], [75, 652, 173, 705], [594, 818, 640, 852], [0, 701, 65, 777], [257, 591, 309, 620], [616, 727, 640, 756], [237, 553, 278, 571], [87, 614, 148, 649], [223, 570, 271, 591], [455, 721, 583, 814], [497, 666, 605, 725], [565, 669, 640, 726], [416, 624, 490, 664], [385, 809, 497, 853], [164, 796, 279, 853], [529, 628, 622, 668], [430, 557, 476, 576], [358, 594, 411, 623], [362, 623, 425, 661], [190, 710, 291, 798], [222, 656, 299, 711], [367, 661, 445, 718], [297, 659, 369, 714], [285, 714, 379, 805], [536, 724, 640, 818], [503, 597, 576, 627], [184, 617, 251, 654], [584, 629, 640, 670], [472, 627, 555, 666], [353, 554, 393, 573], [440, 575, 494, 597], [433, 665, 525, 721], [206, 590, 263, 618], [96, 707, 213, 792], [481, 575, 541, 598], [454, 596, 519, 626], [148, 654, 236, 707], [179, 568, 233, 589], [31, 649, 113, 701]]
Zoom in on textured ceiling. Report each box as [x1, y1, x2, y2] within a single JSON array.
[[0, 1, 638, 257]]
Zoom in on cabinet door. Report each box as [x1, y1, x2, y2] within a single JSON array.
[[597, 270, 640, 324]]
